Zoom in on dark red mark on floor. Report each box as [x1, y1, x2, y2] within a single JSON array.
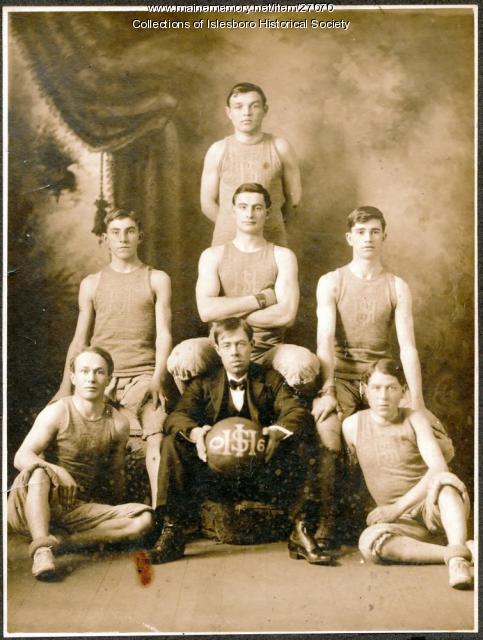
[[135, 551, 152, 586]]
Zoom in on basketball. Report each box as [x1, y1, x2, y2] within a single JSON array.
[[205, 417, 267, 476]]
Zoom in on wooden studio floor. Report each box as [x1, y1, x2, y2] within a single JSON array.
[[6, 532, 476, 634]]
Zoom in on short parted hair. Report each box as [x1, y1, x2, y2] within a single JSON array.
[[226, 82, 267, 107], [232, 183, 271, 209], [211, 318, 254, 345], [104, 209, 142, 232], [69, 346, 114, 377], [361, 358, 406, 387], [347, 206, 387, 233]]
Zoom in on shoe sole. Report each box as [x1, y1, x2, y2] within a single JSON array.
[[289, 549, 333, 565], [33, 568, 57, 581], [149, 549, 185, 565], [450, 579, 473, 590]]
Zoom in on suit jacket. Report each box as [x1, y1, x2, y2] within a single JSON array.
[[164, 362, 312, 438]]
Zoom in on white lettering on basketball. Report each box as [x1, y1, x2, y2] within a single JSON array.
[[208, 424, 265, 457]]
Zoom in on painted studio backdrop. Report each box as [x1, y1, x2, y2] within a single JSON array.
[[7, 10, 474, 495]]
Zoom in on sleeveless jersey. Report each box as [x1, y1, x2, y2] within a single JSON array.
[[218, 242, 283, 359], [45, 397, 119, 502], [213, 134, 287, 247], [356, 409, 428, 507], [334, 266, 397, 379], [91, 264, 156, 376]]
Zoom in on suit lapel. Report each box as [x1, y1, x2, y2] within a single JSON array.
[[246, 363, 264, 424], [209, 368, 228, 422]]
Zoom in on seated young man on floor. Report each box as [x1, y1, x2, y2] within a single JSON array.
[[8, 347, 154, 581], [342, 358, 474, 590], [151, 317, 332, 566]]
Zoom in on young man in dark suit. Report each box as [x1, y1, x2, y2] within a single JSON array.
[[151, 318, 332, 566]]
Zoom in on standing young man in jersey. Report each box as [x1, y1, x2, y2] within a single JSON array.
[[311, 206, 453, 549], [52, 210, 175, 507], [8, 347, 153, 580], [342, 359, 473, 590], [201, 82, 302, 247], [168, 182, 320, 395]]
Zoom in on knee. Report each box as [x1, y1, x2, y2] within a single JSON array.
[[271, 345, 320, 388], [27, 467, 52, 490], [429, 471, 468, 504], [358, 524, 394, 564], [167, 338, 218, 381], [128, 511, 154, 539]]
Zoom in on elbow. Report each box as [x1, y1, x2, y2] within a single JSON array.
[[281, 308, 297, 328], [13, 451, 24, 471], [196, 299, 212, 324], [198, 308, 215, 324]]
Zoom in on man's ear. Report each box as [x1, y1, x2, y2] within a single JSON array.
[[263, 103, 269, 115], [214, 342, 220, 357]]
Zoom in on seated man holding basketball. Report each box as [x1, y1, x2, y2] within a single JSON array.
[[151, 318, 332, 565]]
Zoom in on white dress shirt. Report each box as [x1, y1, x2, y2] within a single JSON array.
[[227, 373, 292, 439]]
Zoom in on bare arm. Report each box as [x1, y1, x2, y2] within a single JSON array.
[[14, 401, 78, 507], [274, 137, 302, 222], [311, 273, 339, 421], [52, 274, 98, 401], [196, 247, 263, 323], [149, 270, 173, 406], [200, 141, 225, 223], [394, 277, 425, 410], [341, 413, 358, 460], [390, 411, 448, 517], [246, 247, 299, 328], [315, 272, 338, 389], [14, 403, 64, 471]]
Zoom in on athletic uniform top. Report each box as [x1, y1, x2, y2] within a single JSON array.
[[91, 264, 156, 377], [213, 133, 287, 247], [44, 397, 119, 502], [334, 266, 397, 379], [218, 241, 283, 359], [355, 408, 428, 507]]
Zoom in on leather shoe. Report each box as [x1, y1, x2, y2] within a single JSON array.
[[288, 520, 334, 565], [314, 517, 337, 552], [150, 521, 185, 564]]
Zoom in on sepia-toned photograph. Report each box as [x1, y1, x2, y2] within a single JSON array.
[[4, 2, 477, 635]]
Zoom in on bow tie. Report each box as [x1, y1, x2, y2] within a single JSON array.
[[229, 378, 247, 391]]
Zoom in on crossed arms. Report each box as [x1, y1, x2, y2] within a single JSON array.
[[196, 245, 299, 328]]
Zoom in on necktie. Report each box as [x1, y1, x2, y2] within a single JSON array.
[[229, 378, 247, 391]]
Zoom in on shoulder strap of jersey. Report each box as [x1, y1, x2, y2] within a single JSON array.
[[388, 272, 398, 309], [334, 268, 342, 305]]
